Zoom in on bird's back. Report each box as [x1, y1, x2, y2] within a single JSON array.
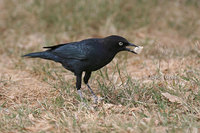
[[47, 38, 115, 72]]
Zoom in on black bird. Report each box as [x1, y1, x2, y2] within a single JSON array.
[[23, 35, 139, 103]]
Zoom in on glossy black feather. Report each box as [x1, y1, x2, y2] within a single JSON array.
[[43, 43, 70, 50]]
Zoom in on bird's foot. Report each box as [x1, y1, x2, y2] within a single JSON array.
[[93, 95, 98, 104], [78, 90, 83, 100], [79, 101, 89, 108]]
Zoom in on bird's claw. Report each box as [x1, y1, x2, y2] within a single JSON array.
[[93, 96, 98, 104]]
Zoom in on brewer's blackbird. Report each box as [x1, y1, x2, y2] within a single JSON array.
[[23, 35, 139, 103]]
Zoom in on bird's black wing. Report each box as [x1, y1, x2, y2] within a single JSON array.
[[43, 43, 67, 50], [44, 40, 94, 60]]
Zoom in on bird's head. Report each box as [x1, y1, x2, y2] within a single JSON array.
[[104, 35, 140, 54]]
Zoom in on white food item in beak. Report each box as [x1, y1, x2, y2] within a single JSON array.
[[133, 46, 143, 54]]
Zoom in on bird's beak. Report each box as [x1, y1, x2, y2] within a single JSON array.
[[125, 43, 139, 54]]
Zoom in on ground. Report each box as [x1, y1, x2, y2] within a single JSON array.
[[0, 0, 200, 132]]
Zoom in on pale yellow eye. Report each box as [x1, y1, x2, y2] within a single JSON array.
[[119, 42, 123, 46]]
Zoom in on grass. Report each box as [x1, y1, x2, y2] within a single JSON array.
[[0, 0, 200, 132]]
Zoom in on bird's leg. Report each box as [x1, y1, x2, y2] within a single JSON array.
[[86, 84, 98, 103], [77, 89, 83, 101], [76, 72, 84, 101], [84, 71, 98, 103]]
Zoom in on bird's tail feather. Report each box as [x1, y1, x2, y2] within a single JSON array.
[[22, 51, 61, 62], [22, 52, 46, 58]]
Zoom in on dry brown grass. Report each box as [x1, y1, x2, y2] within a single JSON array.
[[0, 0, 200, 132]]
